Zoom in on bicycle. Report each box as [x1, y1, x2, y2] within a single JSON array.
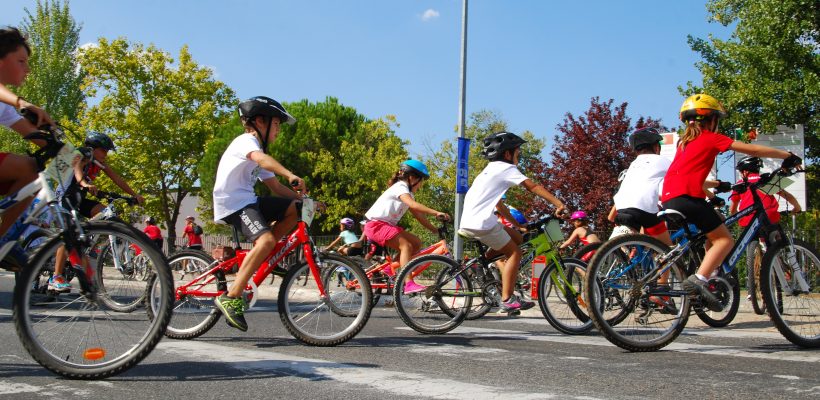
[[746, 210, 794, 316], [391, 212, 591, 335], [584, 166, 818, 351], [150, 195, 372, 346], [2, 113, 174, 378], [338, 221, 450, 310]]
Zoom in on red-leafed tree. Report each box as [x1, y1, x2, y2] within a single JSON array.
[[523, 97, 664, 232]]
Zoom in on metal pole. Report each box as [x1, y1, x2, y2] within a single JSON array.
[[454, 0, 468, 261]]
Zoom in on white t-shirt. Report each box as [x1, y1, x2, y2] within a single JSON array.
[[365, 181, 412, 225], [460, 161, 528, 231], [0, 103, 22, 128], [213, 133, 275, 220], [613, 153, 671, 213]]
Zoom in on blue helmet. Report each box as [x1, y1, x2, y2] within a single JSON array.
[[508, 207, 527, 224], [401, 159, 429, 179]]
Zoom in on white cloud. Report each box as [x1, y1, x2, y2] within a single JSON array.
[[421, 9, 440, 21]]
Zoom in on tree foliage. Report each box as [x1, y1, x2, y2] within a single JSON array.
[[683, 0, 819, 209], [530, 97, 662, 230], [77, 38, 235, 242], [0, 0, 83, 153]]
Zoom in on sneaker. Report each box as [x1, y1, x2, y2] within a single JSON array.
[[501, 294, 535, 313], [214, 293, 248, 332], [48, 275, 71, 293], [683, 275, 723, 312], [403, 280, 426, 294], [648, 295, 678, 314]]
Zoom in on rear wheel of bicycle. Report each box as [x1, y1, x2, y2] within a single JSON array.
[[437, 265, 493, 320], [393, 254, 471, 334], [585, 234, 690, 352], [760, 239, 820, 348], [573, 242, 602, 263], [279, 251, 371, 346], [152, 250, 221, 339], [13, 221, 173, 379], [538, 258, 593, 334], [694, 268, 740, 328], [95, 240, 152, 312], [748, 242, 767, 315]]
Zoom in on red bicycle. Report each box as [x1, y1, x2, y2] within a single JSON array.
[[151, 197, 372, 346]]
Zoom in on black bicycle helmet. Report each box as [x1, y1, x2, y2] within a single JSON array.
[[84, 132, 116, 151], [238, 96, 296, 125], [736, 156, 763, 173], [628, 127, 663, 151], [482, 131, 527, 161]]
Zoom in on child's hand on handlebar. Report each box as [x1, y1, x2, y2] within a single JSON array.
[[435, 212, 451, 222]]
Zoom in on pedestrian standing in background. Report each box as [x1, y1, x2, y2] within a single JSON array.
[[184, 215, 204, 251], [143, 217, 164, 252]]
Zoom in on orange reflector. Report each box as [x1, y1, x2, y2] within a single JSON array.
[[576, 295, 587, 309], [83, 348, 106, 360]]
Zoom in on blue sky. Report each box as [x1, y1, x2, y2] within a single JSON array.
[[6, 0, 732, 160]]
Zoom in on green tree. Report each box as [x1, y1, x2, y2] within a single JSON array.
[[0, 0, 83, 153], [683, 0, 819, 210], [78, 38, 235, 244]]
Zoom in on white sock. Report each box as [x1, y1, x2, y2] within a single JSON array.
[[695, 274, 709, 282]]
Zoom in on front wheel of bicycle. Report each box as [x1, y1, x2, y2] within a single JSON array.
[[13, 221, 173, 379], [585, 234, 690, 352], [538, 258, 593, 334], [393, 254, 471, 334], [760, 238, 820, 348], [279, 251, 372, 346]]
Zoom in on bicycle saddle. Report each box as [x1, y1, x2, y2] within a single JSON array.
[[657, 209, 687, 225]]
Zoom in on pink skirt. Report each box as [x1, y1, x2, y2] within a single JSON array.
[[364, 220, 403, 246]]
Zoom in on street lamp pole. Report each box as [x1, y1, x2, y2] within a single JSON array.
[[454, 0, 469, 261]]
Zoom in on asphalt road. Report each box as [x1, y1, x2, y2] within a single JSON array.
[[0, 271, 817, 400]]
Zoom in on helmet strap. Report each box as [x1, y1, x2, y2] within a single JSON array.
[[249, 116, 272, 154]]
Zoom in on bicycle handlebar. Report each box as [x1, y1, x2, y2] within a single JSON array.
[[731, 166, 802, 195], [94, 190, 138, 206]]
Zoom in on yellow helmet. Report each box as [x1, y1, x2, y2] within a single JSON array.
[[679, 94, 727, 122]]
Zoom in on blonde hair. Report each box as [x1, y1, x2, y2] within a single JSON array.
[[678, 118, 709, 149]]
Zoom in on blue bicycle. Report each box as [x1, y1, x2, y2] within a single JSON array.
[[584, 166, 818, 351]]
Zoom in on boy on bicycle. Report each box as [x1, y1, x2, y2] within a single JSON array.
[[0, 26, 53, 270], [458, 131, 566, 313], [212, 96, 304, 332]]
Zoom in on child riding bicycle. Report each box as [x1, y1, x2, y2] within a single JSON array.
[[458, 131, 566, 313], [362, 160, 450, 293], [212, 96, 305, 332], [661, 94, 802, 311], [324, 217, 364, 256], [0, 26, 54, 270]]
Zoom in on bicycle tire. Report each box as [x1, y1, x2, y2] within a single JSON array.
[[585, 234, 690, 352], [320, 253, 370, 317], [572, 242, 602, 263], [694, 268, 740, 328], [95, 240, 150, 312], [279, 252, 372, 346], [13, 221, 174, 379], [748, 242, 767, 315], [538, 258, 593, 334], [393, 254, 471, 334], [760, 238, 820, 348], [437, 265, 493, 320], [151, 250, 222, 340]]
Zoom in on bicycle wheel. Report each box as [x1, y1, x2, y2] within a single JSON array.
[[572, 242, 602, 263], [437, 264, 493, 320], [393, 254, 471, 334], [748, 242, 767, 315], [585, 234, 690, 352], [279, 252, 372, 346], [157, 250, 221, 339], [13, 221, 173, 378], [95, 239, 152, 313], [694, 268, 740, 328], [760, 238, 820, 348], [538, 258, 593, 334], [320, 253, 371, 317]]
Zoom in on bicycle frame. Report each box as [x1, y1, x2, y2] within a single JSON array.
[[174, 199, 328, 302]]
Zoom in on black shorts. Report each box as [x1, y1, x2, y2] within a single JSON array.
[[615, 208, 666, 234], [661, 195, 724, 234], [221, 196, 294, 242], [61, 192, 101, 219], [187, 244, 203, 250], [346, 246, 363, 257]]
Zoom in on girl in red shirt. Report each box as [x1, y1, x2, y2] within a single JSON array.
[[660, 94, 801, 311]]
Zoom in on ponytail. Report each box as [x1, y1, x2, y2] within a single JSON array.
[[678, 117, 713, 149], [387, 170, 405, 186]]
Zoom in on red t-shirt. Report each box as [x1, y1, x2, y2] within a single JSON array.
[[184, 224, 203, 246], [729, 173, 781, 227], [661, 130, 734, 201], [143, 225, 162, 240]]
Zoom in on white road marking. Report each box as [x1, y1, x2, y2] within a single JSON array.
[[157, 341, 595, 400], [773, 375, 801, 380], [396, 326, 820, 363]]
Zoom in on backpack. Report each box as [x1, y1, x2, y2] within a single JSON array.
[[193, 224, 203, 235]]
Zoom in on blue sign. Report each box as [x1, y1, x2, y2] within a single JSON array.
[[456, 137, 470, 193]]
